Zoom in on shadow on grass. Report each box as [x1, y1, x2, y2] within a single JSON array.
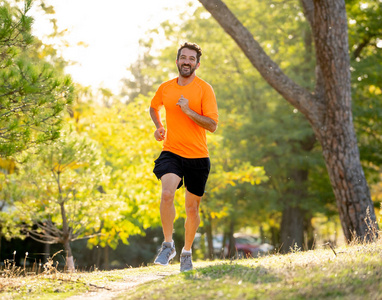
[[182, 262, 280, 285]]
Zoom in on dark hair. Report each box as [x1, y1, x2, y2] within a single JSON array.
[[177, 42, 202, 63]]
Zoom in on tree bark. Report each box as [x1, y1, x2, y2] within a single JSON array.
[[64, 239, 75, 272], [280, 165, 311, 253], [198, 0, 378, 242], [227, 218, 236, 258], [304, 213, 315, 249], [310, 0, 377, 241], [60, 201, 74, 271], [205, 214, 214, 260], [279, 135, 316, 252], [280, 206, 304, 253], [103, 246, 109, 270]]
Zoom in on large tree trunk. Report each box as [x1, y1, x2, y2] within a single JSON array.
[[310, 0, 376, 242], [200, 209, 214, 259], [198, 0, 378, 242], [304, 213, 315, 249], [103, 246, 110, 270], [279, 136, 316, 252], [205, 214, 214, 260], [227, 218, 236, 258], [280, 206, 304, 253], [280, 167, 310, 253]]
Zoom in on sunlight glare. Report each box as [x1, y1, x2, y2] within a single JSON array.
[[31, 0, 193, 94]]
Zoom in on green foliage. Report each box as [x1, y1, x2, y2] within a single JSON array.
[[0, 0, 74, 157], [347, 0, 382, 182], [0, 169, 24, 240], [203, 134, 269, 226], [69, 96, 169, 244], [7, 127, 114, 246]]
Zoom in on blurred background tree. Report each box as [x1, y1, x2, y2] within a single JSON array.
[[198, 0, 381, 244], [8, 128, 113, 270]]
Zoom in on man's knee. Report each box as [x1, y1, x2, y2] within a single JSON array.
[[161, 189, 175, 204], [185, 205, 199, 219]]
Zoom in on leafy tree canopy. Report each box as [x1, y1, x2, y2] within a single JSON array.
[[0, 0, 73, 157]]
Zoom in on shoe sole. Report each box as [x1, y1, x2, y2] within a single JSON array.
[[154, 251, 176, 266]]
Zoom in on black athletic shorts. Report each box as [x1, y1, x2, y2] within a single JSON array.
[[153, 151, 210, 197]]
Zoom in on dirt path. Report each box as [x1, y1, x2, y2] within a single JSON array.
[[66, 269, 179, 300]]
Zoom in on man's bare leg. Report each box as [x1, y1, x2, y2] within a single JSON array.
[[184, 189, 202, 251], [160, 173, 181, 243]]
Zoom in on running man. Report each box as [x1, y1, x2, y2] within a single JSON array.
[[150, 42, 218, 272]]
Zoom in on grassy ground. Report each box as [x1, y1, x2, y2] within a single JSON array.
[[0, 265, 178, 300], [122, 240, 382, 300], [1, 239, 382, 299]]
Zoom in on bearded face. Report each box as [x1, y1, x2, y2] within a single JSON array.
[[177, 61, 198, 77], [176, 48, 200, 78]]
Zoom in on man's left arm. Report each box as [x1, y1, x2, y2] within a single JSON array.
[[176, 95, 217, 132]]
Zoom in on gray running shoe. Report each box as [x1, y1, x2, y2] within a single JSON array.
[[154, 242, 176, 266], [180, 252, 193, 272]]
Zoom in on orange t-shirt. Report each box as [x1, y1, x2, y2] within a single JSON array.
[[150, 76, 218, 158]]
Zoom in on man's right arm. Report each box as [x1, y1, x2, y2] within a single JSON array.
[[149, 106, 166, 141]]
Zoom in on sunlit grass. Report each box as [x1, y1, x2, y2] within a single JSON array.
[[1, 239, 382, 299], [0, 262, 180, 299], [122, 239, 382, 300]]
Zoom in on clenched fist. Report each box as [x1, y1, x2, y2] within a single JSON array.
[[154, 126, 166, 141], [176, 95, 190, 113]]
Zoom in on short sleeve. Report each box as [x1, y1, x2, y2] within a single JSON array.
[[150, 84, 164, 111], [202, 84, 219, 124]]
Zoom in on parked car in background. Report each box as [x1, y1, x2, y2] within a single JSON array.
[[194, 233, 274, 258], [225, 233, 274, 258]]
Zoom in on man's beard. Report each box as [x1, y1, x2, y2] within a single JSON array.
[[177, 63, 197, 77]]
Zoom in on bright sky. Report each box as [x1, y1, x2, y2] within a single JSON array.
[[31, 0, 196, 94]]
